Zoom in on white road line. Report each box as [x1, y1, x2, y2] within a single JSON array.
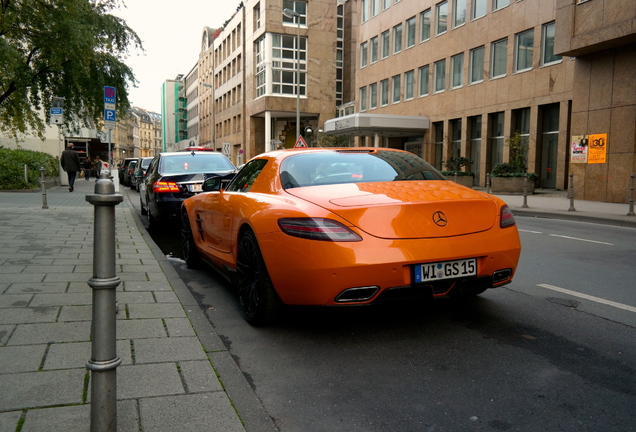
[[538, 284, 636, 313], [548, 234, 614, 245], [519, 229, 543, 234]]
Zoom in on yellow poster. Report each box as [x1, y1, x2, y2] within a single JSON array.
[[588, 133, 607, 164]]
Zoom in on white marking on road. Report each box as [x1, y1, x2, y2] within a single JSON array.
[[538, 284, 636, 313], [519, 229, 543, 234], [548, 234, 613, 245]]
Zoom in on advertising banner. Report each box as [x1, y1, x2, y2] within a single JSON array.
[[570, 135, 588, 163], [588, 133, 608, 164]]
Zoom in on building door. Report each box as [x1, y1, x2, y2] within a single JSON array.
[[540, 104, 559, 189]]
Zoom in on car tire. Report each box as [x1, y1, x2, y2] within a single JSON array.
[[147, 204, 160, 233], [237, 230, 281, 326], [181, 211, 202, 269], [140, 196, 147, 215]]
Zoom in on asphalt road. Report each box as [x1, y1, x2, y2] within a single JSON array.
[[131, 187, 635, 432]]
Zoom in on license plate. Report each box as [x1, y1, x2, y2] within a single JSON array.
[[413, 258, 477, 283], [189, 184, 203, 192]]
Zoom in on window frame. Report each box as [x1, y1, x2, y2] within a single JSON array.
[[418, 65, 430, 97], [541, 21, 562, 66], [360, 41, 368, 68], [405, 69, 415, 100], [451, 53, 464, 89], [381, 30, 390, 59], [472, 0, 486, 20], [514, 28, 534, 73], [452, 0, 466, 28], [490, 38, 508, 79], [434, 59, 446, 93], [435, 1, 448, 36], [392, 74, 401, 104], [380, 78, 389, 106], [420, 9, 431, 42], [393, 23, 403, 54], [370, 36, 379, 63], [469, 46, 485, 84]]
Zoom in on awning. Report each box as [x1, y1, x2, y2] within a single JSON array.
[[323, 113, 430, 137]]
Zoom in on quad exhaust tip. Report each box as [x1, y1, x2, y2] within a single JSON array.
[[335, 286, 380, 303]]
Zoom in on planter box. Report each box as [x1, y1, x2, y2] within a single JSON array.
[[491, 176, 535, 194], [449, 175, 475, 188]]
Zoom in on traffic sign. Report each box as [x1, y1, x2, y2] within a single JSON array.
[[104, 109, 116, 122], [104, 86, 116, 104], [50, 107, 63, 124], [294, 136, 308, 148]]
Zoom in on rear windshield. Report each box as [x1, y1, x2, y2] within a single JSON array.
[[280, 150, 444, 188], [140, 158, 152, 169], [159, 153, 235, 175]]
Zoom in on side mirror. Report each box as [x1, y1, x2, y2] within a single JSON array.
[[202, 176, 223, 192]]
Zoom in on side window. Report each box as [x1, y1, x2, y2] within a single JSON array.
[[226, 159, 268, 192]]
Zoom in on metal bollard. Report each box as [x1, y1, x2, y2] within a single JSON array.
[[40, 167, 48, 209], [522, 173, 529, 208], [568, 173, 576, 211], [486, 173, 491, 194], [85, 172, 124, 432], [628, 173, 635, 216]]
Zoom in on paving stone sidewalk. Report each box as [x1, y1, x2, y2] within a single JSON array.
[[0, 178, 275, 432]]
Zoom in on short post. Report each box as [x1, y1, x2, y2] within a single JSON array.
[[568, 173, 576, 211], [486, 173, 491, 194], [85, 172, 124, 432], [627, 173, 635, 216], [40, 167, 48, 209], [522, 173, 529, 208], [24, 164, 29, 184]]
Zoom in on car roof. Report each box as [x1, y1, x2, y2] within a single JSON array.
[[159, 151, 224, 156]]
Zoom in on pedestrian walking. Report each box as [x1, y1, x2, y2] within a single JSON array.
[[60, 143, 82, 192], [82, 158, 93, 181], [94, 156, 102, 180]]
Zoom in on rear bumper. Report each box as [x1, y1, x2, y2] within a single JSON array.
[[257, 228, 521, 306]]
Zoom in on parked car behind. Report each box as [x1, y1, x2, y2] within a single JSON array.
[[119, 158, 136, 184], [140, 151, 236, 231], [122, 160, 137, 187], [131, 157, 153, 191]]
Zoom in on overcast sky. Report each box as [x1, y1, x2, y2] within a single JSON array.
[[113, 1, 243, 113]]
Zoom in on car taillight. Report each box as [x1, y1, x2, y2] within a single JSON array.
[[153, 181, 180, 193], [500, 205, 516, 228], [278, 218, 362, 242]]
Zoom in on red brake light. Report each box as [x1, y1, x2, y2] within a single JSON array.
[[500, 205, 516, 228], [153, 181, 180, 193], [278, 218, 362, 242]]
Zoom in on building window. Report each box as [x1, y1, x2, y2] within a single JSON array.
[[513, 107, 530, 167], [359, 86, 367, 111], [380, 79, 389, 106], [469, 46, 484, 84], [420, 9, 431, 42], [450, 119, 462, 159], [406, 17, 416, 48], [434, 122, 444, 170], [382, 0, 391, 10], [369, 82, 377, 109], [381, 30, 390, 59], [282, 1, 307, 26], [469, 115, 481, 182], [361, 0, 368, 22], [541, 21, 562, 65], [254, 2, 261, 29], [371, 0, 379, 17], [393, 23, 402, 54], [451, 53, 464, 88], [436, 1, 448, 36], [360, 41, 368, 68], [472, 0, 486, 20], [392, 74, 401, 103], [491, 38, 508, 78], [452, 0, 466, 28], [370, 36, 378, 63], [255, 37, 266, 97], [490, 111, 505, 167], [492, 0, 510, 12], [515, 29, 534, 72], [540, 103, 560, 188], [405, 70, 415, 100], [271, 34, 306, 96], [418, 65, 429, 96], [434, 59, 446, 92]]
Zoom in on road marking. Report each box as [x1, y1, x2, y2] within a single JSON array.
[[538, 284, 636, 313], [519, 229, 543, 234], [548, 234, 613, 245]]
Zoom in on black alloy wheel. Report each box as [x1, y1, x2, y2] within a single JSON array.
[[181, 211, 202, 269], [236, 230, 281, 326]]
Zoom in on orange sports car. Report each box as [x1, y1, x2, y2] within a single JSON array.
[[181, 148, 521, 325]]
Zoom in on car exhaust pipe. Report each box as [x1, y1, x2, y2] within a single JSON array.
[[335, 286, 380, 303], [493, 269, 512, 284]]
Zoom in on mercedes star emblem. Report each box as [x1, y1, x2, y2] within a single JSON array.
[[432, 211, 448, 227]]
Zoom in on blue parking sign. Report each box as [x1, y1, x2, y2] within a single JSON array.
[[104, 109, 116, 121]]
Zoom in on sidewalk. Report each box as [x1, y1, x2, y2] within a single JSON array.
[[0, 176, 276, 432], [1, 178, 635, 432]]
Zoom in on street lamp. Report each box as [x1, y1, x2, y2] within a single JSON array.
[[282, 8, 301, 140]]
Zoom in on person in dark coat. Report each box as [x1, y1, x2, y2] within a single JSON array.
[[82, 158, 93, 181], [60, 143, 82, 192]]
